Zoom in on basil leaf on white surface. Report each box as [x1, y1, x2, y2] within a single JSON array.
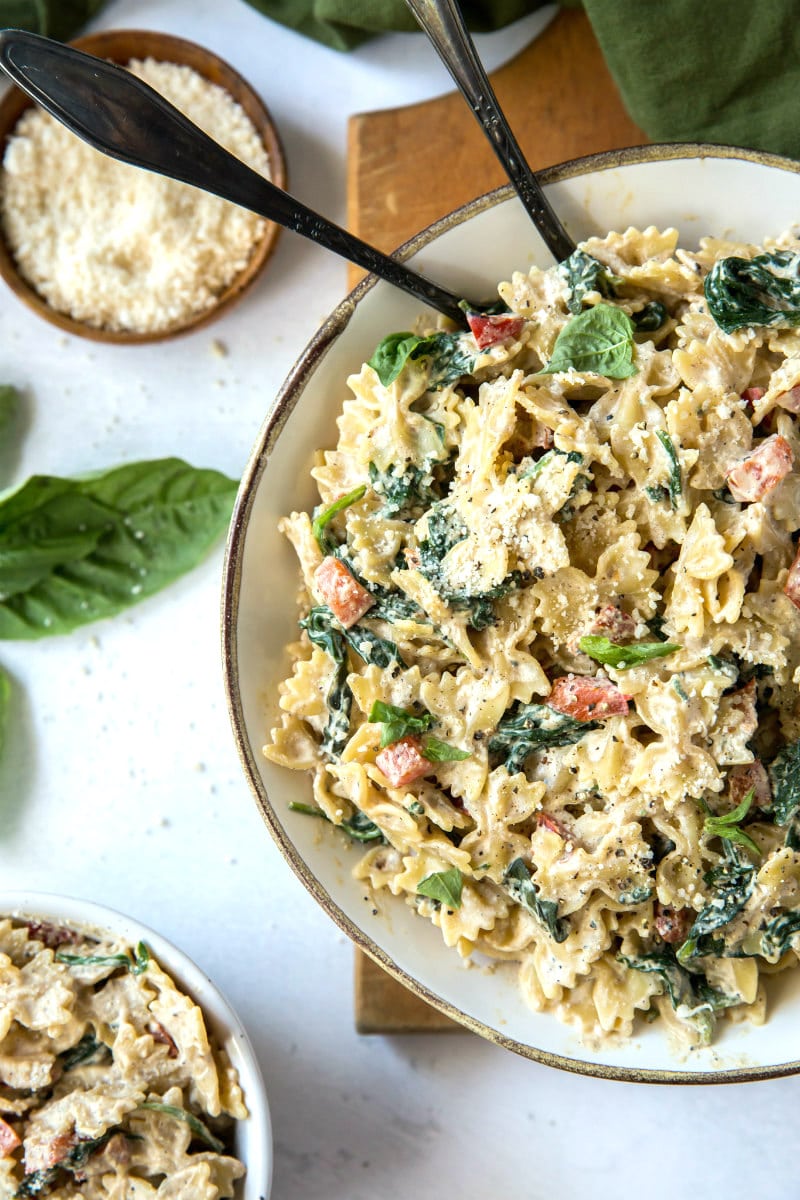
[[541, 303, 637, 378], [0, 458, 237, 639]]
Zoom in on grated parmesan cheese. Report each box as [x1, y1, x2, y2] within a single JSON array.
[[0, 58, 271, 333]]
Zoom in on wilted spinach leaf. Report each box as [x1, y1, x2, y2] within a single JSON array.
[[558, 249, 621, 314], [503, 857, 568, 942], [677, 846, 755, 962], [489, 700, 600, 774], [769, 738, 800, 824], [368, 330, 476, 388], [705, 250, 800, 334]]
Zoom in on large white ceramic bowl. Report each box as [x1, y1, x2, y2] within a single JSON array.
[[223, 144, 800, 1083], [0, 892, 272, 1197]]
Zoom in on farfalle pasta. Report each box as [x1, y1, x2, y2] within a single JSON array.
[[0, 918, 246, 1198], [265, 226, 800, 1047]]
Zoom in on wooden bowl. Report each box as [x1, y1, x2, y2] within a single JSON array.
[[0, 29, 286, 343]]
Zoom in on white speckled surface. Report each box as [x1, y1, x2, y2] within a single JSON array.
[[0, 2, 798, 1197]]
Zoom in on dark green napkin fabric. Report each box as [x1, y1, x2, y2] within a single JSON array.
[[239, 0, 549, 51], [3, 0, 799, 160], [0, 0, 105, 40], [582, 0, 800, 161]]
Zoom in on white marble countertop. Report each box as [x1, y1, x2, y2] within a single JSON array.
[[1, 1, 798, 1197]]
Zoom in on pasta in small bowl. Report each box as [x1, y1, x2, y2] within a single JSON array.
[[0, 891, 271, 1198], [224, 144, 800, 1082]]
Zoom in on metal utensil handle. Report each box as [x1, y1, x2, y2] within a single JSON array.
[[406, 0, 576, 262], [0, 28, 473, 324]]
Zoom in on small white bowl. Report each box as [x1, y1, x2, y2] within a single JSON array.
[[0, 891, 272, 1199], [223, 144, 800, 1083]]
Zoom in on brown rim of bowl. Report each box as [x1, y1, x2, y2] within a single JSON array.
[[0, 28, 286, 344], [223, 141, 800, 1085]]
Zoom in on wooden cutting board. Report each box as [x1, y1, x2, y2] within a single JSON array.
[[347, 8, 646, 1033]]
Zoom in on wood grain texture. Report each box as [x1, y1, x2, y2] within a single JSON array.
[[348, 8, 646, 1033]]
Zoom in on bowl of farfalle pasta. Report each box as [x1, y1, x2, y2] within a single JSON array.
[[224, 144, 800, 1082]]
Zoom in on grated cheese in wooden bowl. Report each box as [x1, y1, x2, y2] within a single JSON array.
[[0, 58, 272, 336]]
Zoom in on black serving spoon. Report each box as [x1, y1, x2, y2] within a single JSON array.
[[405, 0, 576, 262], [0, 27, 492, 325]]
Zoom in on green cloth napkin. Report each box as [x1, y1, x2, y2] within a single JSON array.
[[3, 0, 799, 160], [241, 0, 800, 160], [0, 0, 105, 41]]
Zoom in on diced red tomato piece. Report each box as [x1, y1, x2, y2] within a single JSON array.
[[466, 312, 525, 350], [0, 1117, 20, 1158], [741, 386, 765, 406], [776, 385, 800, 413], [727, 760, 772, 811], [375, 736, 430, 787], [654, 903, 693, 944], [25, 1130, 75, 1173], [587, 604, 637, 644], [536, 812, 572, 840], [314, 556, 374, 629], [725, 434, 794, 502], [786, 543, 800, 610], [547, 674, 629, 721]]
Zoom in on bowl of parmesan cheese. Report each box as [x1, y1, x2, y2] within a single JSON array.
[[0, 29, 285, 342]]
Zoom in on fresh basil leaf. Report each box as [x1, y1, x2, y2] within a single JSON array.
[[55, 944, 149, 973], [0, 459, 237, 640], [369, 700, 433, 747], [311, 485, 366, 554], [705, 250, 800, 334], [578, 635, 681, 669], [769, 738, 800, 824], [541, 303, 636, 379], [655, 430, 682, 508], [367, 332, 424, 386], [503, 857, 568, 942], [489, 700, 600, 774], [138, 1102, 224, 1154], [421, 735, 470, 762], [416, 867, 463, 909], [703, 788, 759, 855]]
